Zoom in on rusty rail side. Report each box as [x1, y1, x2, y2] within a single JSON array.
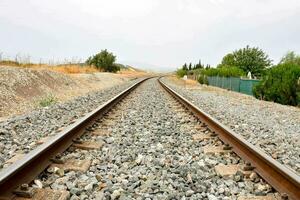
[[158, 78, 300, 200], [0, 78, 150, 200]]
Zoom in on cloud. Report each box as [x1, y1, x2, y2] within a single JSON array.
[[0, 0, 299, 70]]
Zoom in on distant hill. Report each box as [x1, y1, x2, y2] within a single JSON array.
[[120, 61, 174, 72], [115, 63, 145, 72]]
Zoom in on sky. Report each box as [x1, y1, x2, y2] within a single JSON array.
[[0, 0, 300, 71]]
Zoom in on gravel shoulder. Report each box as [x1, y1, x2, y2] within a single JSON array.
[[39, 78, 274, 199], [0, 77, 141, 168], [162, 76, 300, 174], [0, 65, 140, 120]]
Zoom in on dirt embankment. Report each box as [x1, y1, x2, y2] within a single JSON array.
[[0, 66, 144, 120]]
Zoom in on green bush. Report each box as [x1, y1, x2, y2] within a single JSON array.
[[201, 66, 245, 77], [38, 94, 57, 107], [176, 68, 187, 78], [197, 74, 208, 84], [253, 63, 300, 106], [86, 49, 120, 72]]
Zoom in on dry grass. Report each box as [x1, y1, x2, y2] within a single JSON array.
[[117, 70, 148, 78], [0, 60, 148, 75], [168, 75, 199, 87], [0, 61, 99, 74], [46, 65, 99, 74]]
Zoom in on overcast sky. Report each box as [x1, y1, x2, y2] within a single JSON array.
[[0, 0, 299, 71]]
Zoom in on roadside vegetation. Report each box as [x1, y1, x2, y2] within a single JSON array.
[[253, 52, 300, 106], [0, 60, 99, 74], [86, 49, 120, 72], [217, 45, 272, 77], [177, 46, 300, 106], [38, 94, 58, 107], [177, 45, 270, 79], [0, 49, 124, 74]]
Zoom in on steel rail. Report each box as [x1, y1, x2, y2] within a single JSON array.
[[158, 78, 300, 200], [0, 77, 150, 200]]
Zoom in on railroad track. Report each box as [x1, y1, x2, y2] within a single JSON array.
[[158, 78, 300, 200], [0, 77, 299, 200]]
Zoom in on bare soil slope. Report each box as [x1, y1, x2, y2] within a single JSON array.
[[0, 66, 138, 120]]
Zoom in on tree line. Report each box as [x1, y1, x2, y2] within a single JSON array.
[[177, 46, 300, 106], [177, 45, 272, 78], [181, 60, 211, 71]]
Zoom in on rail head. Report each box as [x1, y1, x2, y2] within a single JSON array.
[[0, 77, 150, 200], [158, 77, 300, 200]]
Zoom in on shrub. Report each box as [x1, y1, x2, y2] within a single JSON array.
[[253, 63, 300, 106], [86, 49, 120, 72], [176, 68, 187, 78], [38, 94, 57, 107], [197, 74, 208, 84]]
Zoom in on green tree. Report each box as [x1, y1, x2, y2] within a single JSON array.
[[188, 63, 192, 71], [182, 63, 188, 71], [233, 45, 272, 76], [198, 59, 202, 68], [279, 51, 300, 66], [218, 53, 235, 68], [194, 59, 203, 69], [218, 45, 272, 77], [86, 49, 120, 72]]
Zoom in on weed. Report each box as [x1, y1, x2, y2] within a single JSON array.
[[38, 94, 57, 107]]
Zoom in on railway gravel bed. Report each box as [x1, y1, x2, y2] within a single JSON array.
[[162, 77, 300, 175], [0, 79, 141, 168], [37, 78, 275, 199]]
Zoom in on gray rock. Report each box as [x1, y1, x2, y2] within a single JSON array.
[[249, 172, 259, 183], [111, 189, 123, 200], [218, 187, 225, 194], [162, 77, 300, 174], [84, 183, 93, 192], [79, 193, 88, 200], [34, 179, 43, 188], [233, 171, 243, 182], [95, 191, 105, 200], [70, 195, 80, 200], [0, 79, 139, 167], [70, 188, 83, 195], [185, 189, 194, 197], [13, 78, 275, 199], [207, 194, 218, 200], [105, 137, 114, 144]]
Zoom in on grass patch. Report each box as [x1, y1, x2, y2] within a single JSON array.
[[47, 64, 99, 74], [0, 60, 99, 74], [38, 94, 58, 107]]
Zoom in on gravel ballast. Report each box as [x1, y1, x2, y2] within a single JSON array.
[[38, 78, 275, 199], [0, 66, 132, 119], [0, 79, 141, 168], [162, 77, 300, 175]]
